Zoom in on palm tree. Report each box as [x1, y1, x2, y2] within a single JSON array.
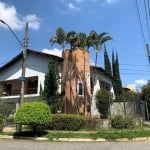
[[86, 30, 99, 50], [50, 27, 66, 50], [87, 31, 112, 73], [76, 32, 87, 49], [87, 31, 112, 94], [66, 31, 77, 49]]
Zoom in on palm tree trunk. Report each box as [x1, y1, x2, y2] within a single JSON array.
[[93, 51, 98, 93], [83, 49, 86, 115]]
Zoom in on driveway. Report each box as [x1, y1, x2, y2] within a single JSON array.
[[0, 139, 150, 150]]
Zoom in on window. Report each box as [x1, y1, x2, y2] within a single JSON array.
[[4, 84, 12, 95], [78, 82, 84, 96], [27, 76, 38, 94]]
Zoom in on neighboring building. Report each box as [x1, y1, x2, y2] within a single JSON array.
[[126, 83, 136, 92], [0, 48, 114, 116], [90, 66, 114, 116]]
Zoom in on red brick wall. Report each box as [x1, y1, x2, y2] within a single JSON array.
[[62, 48, 91, 115]]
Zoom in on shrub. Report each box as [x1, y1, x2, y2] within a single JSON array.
[[111, 115, 135, 129], [15, 102, 51, 132], [0, 114, 4, 132], [44, 114, 101, 131], [82, 117, 100, 129], [95, 89, 111, 118], [48, 114, 84, 131]]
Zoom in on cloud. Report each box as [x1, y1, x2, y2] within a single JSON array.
[[24, 14, 41, 30], [0, 2, 41, 30], [75, 0, 83, 3], [106, 0, 120, 5], [42, 48, 62, 57], [134, 79, 148, 86], [68, 3, 80, 11]]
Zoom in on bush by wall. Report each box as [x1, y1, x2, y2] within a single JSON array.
[[48, 114, 84, 131], [46, 114, 101, 131], [0, 115, 4, 132], [111, 115, 135, 129]]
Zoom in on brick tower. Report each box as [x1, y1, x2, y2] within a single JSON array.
[[61, 48, 91, 115]]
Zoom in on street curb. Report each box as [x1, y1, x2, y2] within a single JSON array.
[[0, 135, 13, 139], [0, 135, 150, 142]]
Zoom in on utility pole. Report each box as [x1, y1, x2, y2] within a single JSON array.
[[19, 22, 28, 105], [16, 22, 28, 133]]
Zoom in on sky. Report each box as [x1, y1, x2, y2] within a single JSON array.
[[0, 0, 150, 91]]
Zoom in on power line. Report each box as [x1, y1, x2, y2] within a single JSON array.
[[144, 0, 150, 42], [134, 0, 146, 45]]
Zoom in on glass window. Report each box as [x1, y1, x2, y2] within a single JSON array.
[[78, 82, 83, 96]]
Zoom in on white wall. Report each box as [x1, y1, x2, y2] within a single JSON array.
[[0, 52, 62, 97], [91, 71, 114, 116]]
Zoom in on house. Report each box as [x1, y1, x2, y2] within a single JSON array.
[[0, 48, 114, 116], [0, 49, 62, 106]]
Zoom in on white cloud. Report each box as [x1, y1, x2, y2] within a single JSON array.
[[134, 79, 148, 86], [75, 0, 83, 3], [42, 48, 62, 57], [106, 0, 120, 5], [68, 3, 80, 11], [0, 2, 41, 30], [24, 14, 41, 30]]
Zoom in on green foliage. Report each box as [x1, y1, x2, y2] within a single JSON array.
[[42, 60, 61, 113], [43, 60, 60, 99], [111, 115, 135, 129], [104, 45, 112, 75], [95, 89, 110, 118], [0, 102, 15, 117], [47, 114, 101, 131], [141, 80, 150, 100], [49, 114, 84, 131], [82, 117, 100, 129], [50, 27, 112, 50], [0, 115, 4, 132], [15, 102, 51, 129], [50, 27, 66, 50], [116, 91, 136, 101], [112, 51, 123, 97], [0, 84, 3, 96]]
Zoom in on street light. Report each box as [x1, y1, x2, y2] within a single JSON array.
[[0, 19, 28, 106], [0, 19, 23, 47]]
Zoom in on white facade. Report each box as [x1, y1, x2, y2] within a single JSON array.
[[0, 50, 62, 102], [90, 67, 114, 116]]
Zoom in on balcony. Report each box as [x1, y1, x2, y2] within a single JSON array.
[[1, 76, 38, 97], [2, 88, 37, 96]]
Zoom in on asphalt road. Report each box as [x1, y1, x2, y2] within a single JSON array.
[[0, 139, 150, 150]]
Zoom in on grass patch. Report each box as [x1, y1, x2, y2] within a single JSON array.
[[46, 132, 97, 140], [1, 126, 150, 140]]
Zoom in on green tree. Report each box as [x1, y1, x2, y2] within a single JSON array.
[[50, 27, 66, 50], [112, 51, 123, 98], [43, 60, 61, 113], [141, 80, 150, 100], [104, 44, 112, 75], [95, 89, 111, 118]]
